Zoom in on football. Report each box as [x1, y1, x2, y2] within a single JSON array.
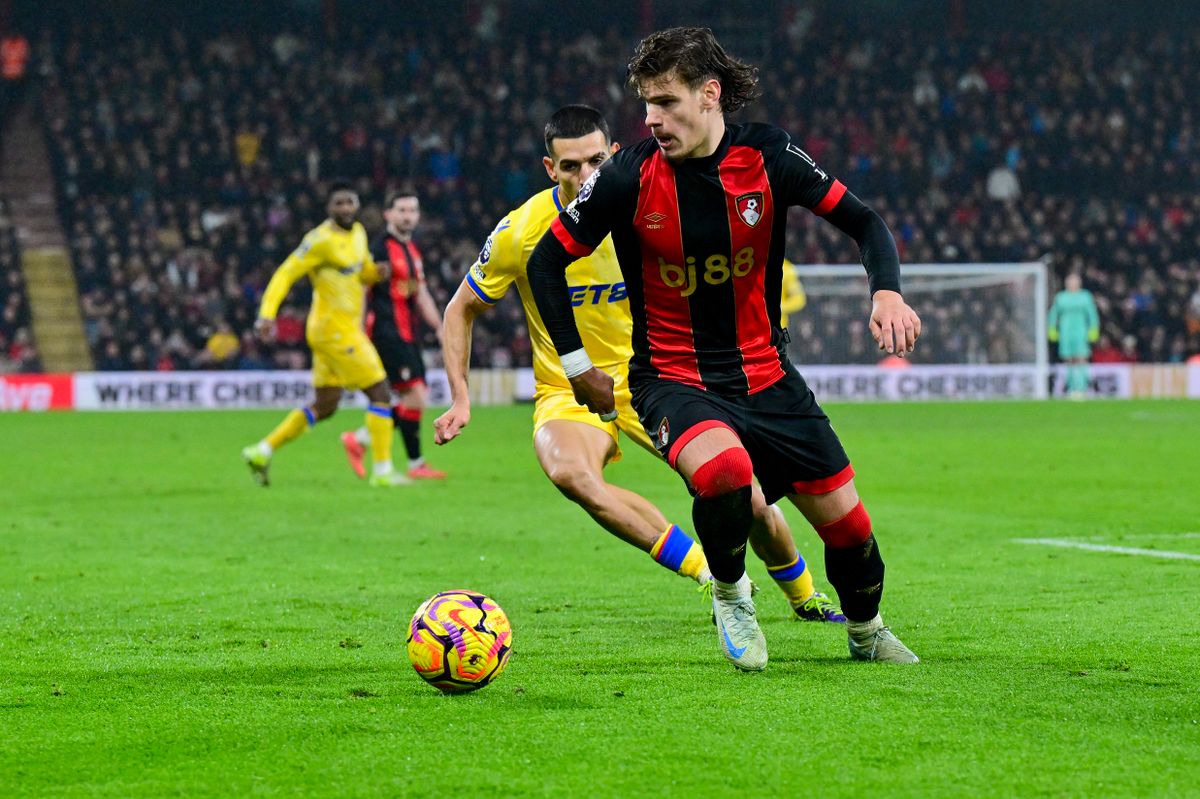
[[406, 590, 513, 693]]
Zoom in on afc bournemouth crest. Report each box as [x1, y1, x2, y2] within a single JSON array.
[[655, 417, 670, 449], [736, 192, 764, 227]]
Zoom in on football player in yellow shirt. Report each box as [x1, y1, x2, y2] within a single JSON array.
[[780, 259, 807, 329], [241, 181, 409, 487], [435, 106, 843, 621]]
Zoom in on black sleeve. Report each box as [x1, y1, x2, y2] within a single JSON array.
[[527, 233, 584, 355], [367, 236, 389, 299], [369, 235, 389, 269], [823, 190, 902, 296], [769, 133, 902, 296], [528, 160, 637, 357]]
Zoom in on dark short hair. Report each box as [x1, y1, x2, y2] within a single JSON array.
[[626, 27, 760, 113], [326, 179, 357, 202], [543, 105, 612, 156], [386, 187, 419, 208]]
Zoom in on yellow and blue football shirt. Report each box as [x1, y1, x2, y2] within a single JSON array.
[[259, 219, 385, 389], [465, 186, 632, 390], [259, 220, 381, 329]]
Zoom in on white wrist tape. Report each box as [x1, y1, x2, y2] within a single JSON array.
[[560, 348, 594, 379]]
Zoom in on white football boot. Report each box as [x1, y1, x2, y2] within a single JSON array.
[[711, 573, 768, 672], [847, 615, 919, 664]]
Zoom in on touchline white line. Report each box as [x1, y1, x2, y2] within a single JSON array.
[[1013, 538, 1200, 562]]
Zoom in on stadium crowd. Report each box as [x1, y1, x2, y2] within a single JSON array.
[[25, 11, 1200, 371], [0, 196, 40, 373]]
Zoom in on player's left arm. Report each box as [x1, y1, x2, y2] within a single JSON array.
[[256, 234, 322, 339], [528, 161, 636, 417], [406, 248, 442, 340], [771, 136, 919, 355], [362, 237, 390, 284], [415, 284, 443, 343]]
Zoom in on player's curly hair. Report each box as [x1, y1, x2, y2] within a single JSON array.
[[626, 27, 760, 113]]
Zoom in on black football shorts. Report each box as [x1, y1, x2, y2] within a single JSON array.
[[632, 366, 853, 504], [374, 335, 426, 390]]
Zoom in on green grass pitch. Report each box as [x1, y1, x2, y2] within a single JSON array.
[[2, 401, 1198, 797]]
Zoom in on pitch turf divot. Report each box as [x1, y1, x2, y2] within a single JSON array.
[[1013, 537, 1200, 562]]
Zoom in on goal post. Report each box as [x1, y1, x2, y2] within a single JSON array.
[[788, 262, 1049, 400]]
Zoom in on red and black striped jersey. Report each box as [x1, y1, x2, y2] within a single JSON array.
[[544, 123, 860, 396], [367, 234, 425, 343]]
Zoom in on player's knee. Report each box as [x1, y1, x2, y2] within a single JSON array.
[[545, 462, 603, 505], [406, 382, 428, 408], [690, 447, 754, 499], [814, 500, 872, 548], [364, 383, 391, 406], [311, 402, 337, 421]]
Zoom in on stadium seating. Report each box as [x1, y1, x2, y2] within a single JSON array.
[[35, 18, 1200, 369], [0, 196, 40, 373]]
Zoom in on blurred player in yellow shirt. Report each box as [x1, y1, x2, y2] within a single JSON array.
[[435, 106, 843, 621], [780, 259, 807, 329], [198, 319, 240, 367], [241, 181, 409, 487]]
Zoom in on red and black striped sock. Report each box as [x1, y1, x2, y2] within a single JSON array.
[[394, 406, 422, 462]]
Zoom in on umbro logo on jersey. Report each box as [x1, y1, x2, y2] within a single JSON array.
[[736, 193, 764, 227], [643, 211, 667, 230]]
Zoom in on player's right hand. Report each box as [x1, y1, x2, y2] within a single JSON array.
[[869, 290, 921, 355], [569, 367, 617, 421], [254, 317, 275, 342], [434, 401, 471, 445]]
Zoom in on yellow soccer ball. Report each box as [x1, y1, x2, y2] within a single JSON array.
[[406, 590, 512, 694]]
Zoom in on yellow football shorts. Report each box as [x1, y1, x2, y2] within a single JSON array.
[[308, 320, 386, 390], [531, 369, 656, 463]]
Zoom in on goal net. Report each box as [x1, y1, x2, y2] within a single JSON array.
[[787, 262, 1049, 401]]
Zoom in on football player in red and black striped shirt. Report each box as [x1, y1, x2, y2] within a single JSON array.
[[529, 27, 921, 670], [342, 190, 447, 480]]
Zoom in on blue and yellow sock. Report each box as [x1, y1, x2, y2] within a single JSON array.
[[767, 553, 816, 607], [650, 524, 709, 582], [265, 407, 315, 451], [365, 404, 394, 468]]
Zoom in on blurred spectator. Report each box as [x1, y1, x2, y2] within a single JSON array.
[[6, 327, 41, 372], [0, 27, 30, 122], [1186, 283, 1200, 338], [1119, 335, 1141, 363], [236, 332, 271, 370], [0, 197, 39, 374], [96, 339, 129, 371], [985, 163, 1020, 202], [1091, 335, 1126, 363], [195, 318, 240, 368]]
